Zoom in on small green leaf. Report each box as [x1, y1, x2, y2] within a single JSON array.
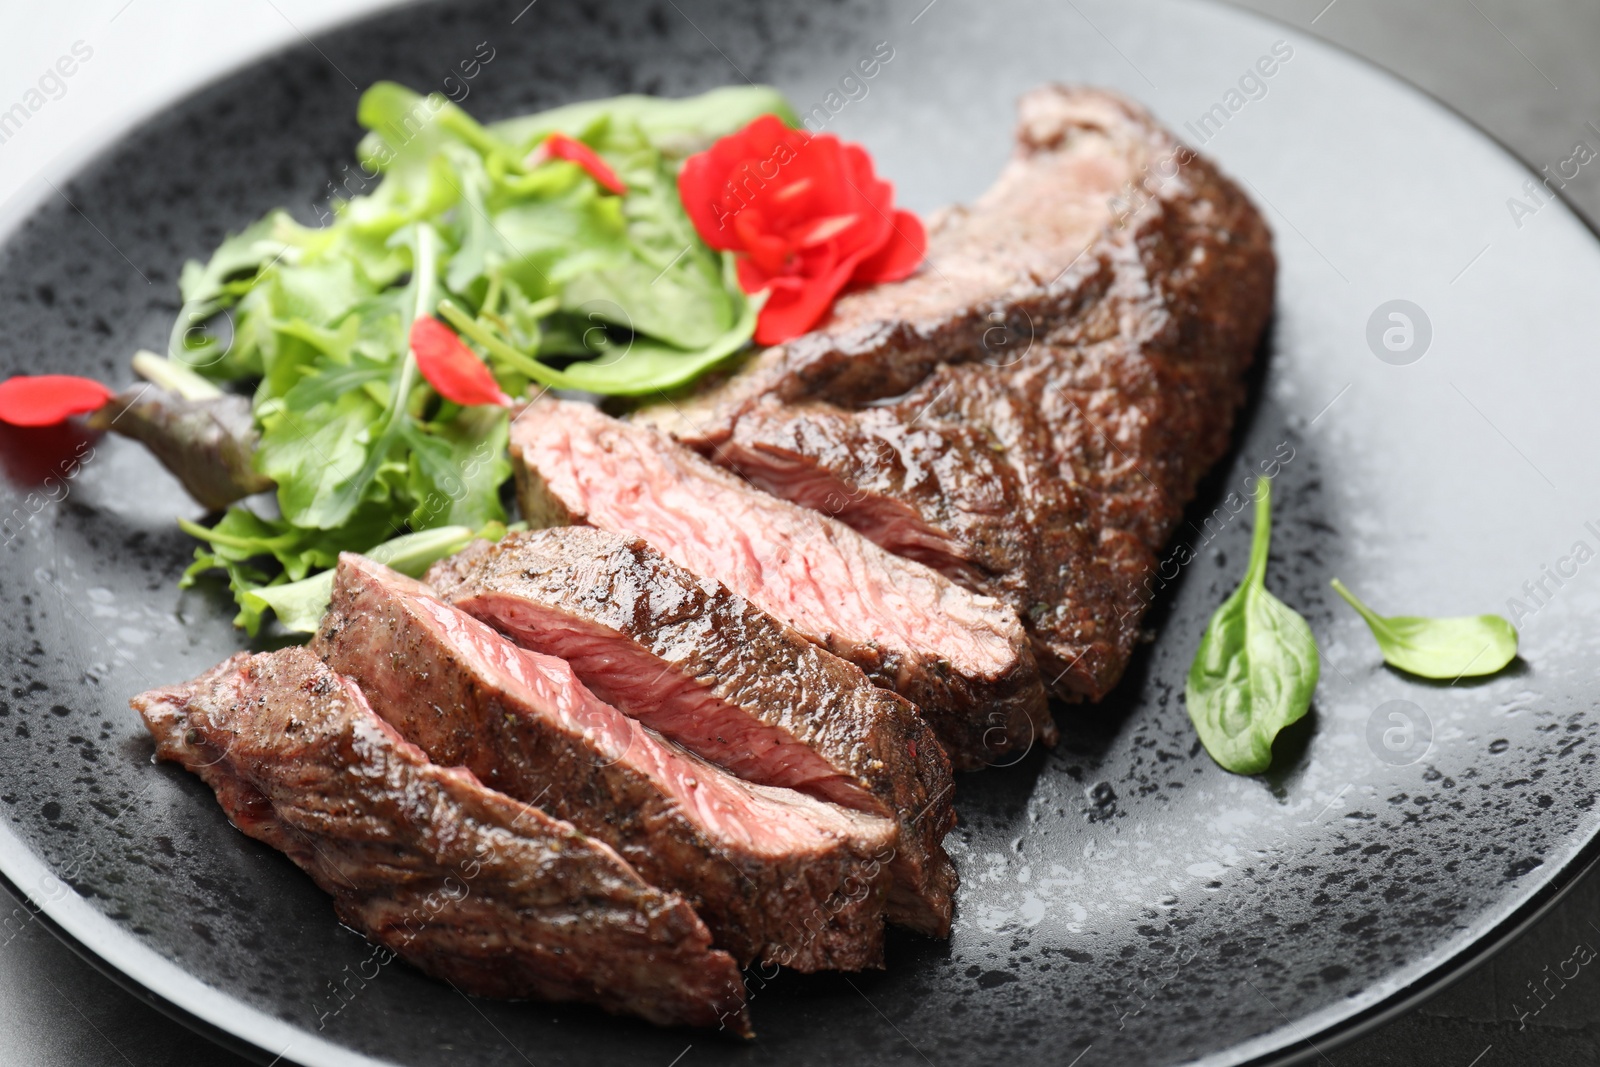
[[1185, 478, 1319, 774], [247, 525, 476, 633], [1330, 578, 1517, 679]]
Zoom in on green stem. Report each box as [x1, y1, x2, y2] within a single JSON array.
[[1245, 477, 1273, 588], [524, 295, 562, 319], [176, 516, 295, 553], [132, 350, 223, 400], [437, 299, 573, 388], [1329, 578, 1397, 640], [481, 270, 504, 318]]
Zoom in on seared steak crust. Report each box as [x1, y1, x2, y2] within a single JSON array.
[[132, 648, 750, 1035], [427, 527, 958, 937], [313, 554, 895, 971], [509, 397, 1052, 769], [642, 85, 1274, 701]]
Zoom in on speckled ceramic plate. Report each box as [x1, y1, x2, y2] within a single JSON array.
[[3, 1, 1599, 1064]]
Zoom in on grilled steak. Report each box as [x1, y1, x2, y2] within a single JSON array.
[[132, 648, 750, 1034], [638, 86, 1275, 700], [313, 553, 895, 970], [509, 396, 1053, 769], [426, 527, 958, 937]]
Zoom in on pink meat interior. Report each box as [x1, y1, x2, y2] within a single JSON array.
[[718, 437, 983, 586], [408, 590, 868, 856], [517, 402, 1016, 676], [457, 592, 875, 813]]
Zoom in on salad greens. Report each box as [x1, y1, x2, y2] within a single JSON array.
[[1330, 578, 1518, 679], [251, 524, 482, 634], [1185, 479, 1319, 775], [170, 81, 793, 632]]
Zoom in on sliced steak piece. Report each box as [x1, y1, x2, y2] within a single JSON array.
[[717, 387, 1074, 591], [312, 553, 895, 971], [717, 371, 1136, 699], [640, 85, 1274, 701], [132, 648, 750, 1035], [426, 527, 957, 937], [509, 396, 1052, 770]]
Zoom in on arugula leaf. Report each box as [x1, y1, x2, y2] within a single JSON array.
[[254, 390, 383, 528], [178, 505, 395, 634], [1185, 478, 1319, 774], [170, 212, 301, 379], [401, 405, 510, 530], [456, 167, 626, 297], [1330, 578, 1517, 679], [359, 81, 521, 169], [177, 212, 295, 308], [247, 525, 477, 633]]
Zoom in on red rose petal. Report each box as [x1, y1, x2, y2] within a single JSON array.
[[0, 375, 114, 427], [797, 213, 862, 247], [851, 209, 927, 285], [771, 177, 815, 205], [735, 211, 791, 276], [678, 114, 927, 346], [742, 250, 862, 346], [678, 150, 738, 249], [533, 133, 627, 195], [410, 317, 511, 408]]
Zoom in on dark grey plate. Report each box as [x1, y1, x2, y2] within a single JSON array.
[[2, 0, 1598, 1064]]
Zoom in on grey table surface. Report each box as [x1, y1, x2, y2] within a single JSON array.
[[4, 0, 1599, 1064]]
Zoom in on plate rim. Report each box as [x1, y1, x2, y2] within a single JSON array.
[[2, 1, 1596, 1064], [1211, 0, 1600, 1058]]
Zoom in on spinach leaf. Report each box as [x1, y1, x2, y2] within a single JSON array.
[[436, 255, 758, 397], [556, 120, 736, 350], [1330, 578, 1517, 679], [1185, 478, 1319, 774]]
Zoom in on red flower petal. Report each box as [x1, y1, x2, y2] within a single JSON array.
[[680, 115, 810, 249], [534, 133, 627, 195], [0, 375, 114, 427], [410, 317, 510, 408], [678, 114, 927, 346], [677, 149, 738, 249], [796, 212, 862, 248], [851, 209, 927, 285], [741, 249, 863, 346]]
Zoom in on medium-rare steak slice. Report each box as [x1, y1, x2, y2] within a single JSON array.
[[508, 396, 1052, 770], [639, 85, 1275, 701], [313, 553, 895, 970], [716, 372, 1133, 699], [132, 648, 750, 1035], [426, 527, 958, 937]]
